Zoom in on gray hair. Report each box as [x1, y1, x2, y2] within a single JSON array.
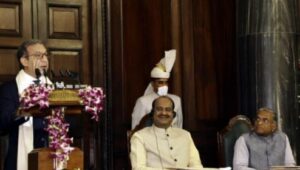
[[257, 107, 277, 122]]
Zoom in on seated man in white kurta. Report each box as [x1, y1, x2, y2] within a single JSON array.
[[130, 96, 202, 170], [131, 49, 183, 130]]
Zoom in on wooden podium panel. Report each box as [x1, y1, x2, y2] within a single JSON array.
[[28, 147, 83, 170]]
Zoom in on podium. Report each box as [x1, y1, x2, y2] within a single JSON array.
[[22, 89, 85, 170]]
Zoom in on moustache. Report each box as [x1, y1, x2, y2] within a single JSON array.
[[157, 115, 171, 118]]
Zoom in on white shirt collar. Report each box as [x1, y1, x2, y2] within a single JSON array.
[[152, 125, 172, 134], [15, 69, 52, 95], [15, 70, 37, 95]]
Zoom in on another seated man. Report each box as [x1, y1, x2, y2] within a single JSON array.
[[130, 96, 203, 170], [233, 108, 295, 170]]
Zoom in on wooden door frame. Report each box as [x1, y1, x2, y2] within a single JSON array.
[[91, 0, 113, 169]]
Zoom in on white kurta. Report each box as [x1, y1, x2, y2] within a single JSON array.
[[131, 92, 183, 129], [130, 125, 203, 170]]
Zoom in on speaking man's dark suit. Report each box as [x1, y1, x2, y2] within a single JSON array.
[[0, 80, 47, 170]]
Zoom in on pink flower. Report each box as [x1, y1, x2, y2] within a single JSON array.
[[45, 108, 74, 160], [19, 84, 53, 111], [78, 86, 105, 122]]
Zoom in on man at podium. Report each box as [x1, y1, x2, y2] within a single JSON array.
[[0, 39, 51, 170]]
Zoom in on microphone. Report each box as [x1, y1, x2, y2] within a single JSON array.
[[34, 69, 41, 85], [43, 69, 48, 86], [50, 70, 56, 79], [59, 69, 66, 77]]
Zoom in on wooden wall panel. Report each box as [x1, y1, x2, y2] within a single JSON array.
[[0, 49, 18, 75], [37, 0, 90, 84], [49, 51, 80, 74], [0, 0, 32, 47], [0, 4, 20, 36], [49, 6, 80, 39], [0, 0, 32, 82], [0, 49, 19, 85]]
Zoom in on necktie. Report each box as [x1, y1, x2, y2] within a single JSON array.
[[33, 79, 40, 85]]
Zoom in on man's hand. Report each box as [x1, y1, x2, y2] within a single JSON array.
[[16, 109, 31, 117]]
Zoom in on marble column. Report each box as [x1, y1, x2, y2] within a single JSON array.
[[237, 0, 300, 162]]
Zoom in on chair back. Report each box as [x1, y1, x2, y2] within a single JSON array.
[[217, 115, 253, 167], [132, 113, 153, 131]]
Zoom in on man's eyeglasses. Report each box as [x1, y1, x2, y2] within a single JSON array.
[[27, 52, 49, 60]]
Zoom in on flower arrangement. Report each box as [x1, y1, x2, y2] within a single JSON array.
[[45, 108, 74, 165], [19, 84, 105, 168], [78, 86, 105, 122], [19, 84, 53, 110]]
